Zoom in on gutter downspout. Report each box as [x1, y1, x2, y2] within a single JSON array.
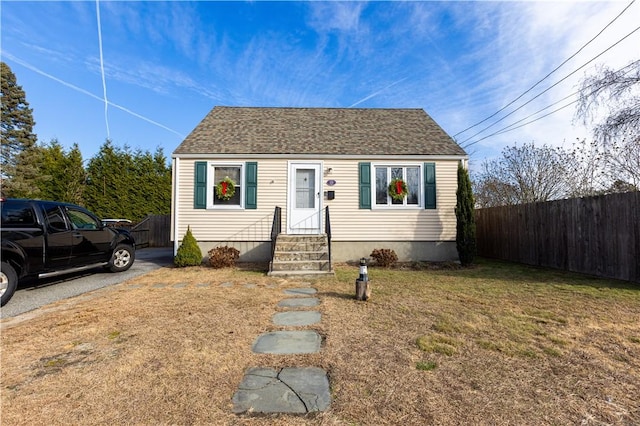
[[172, 157, 180, 257]]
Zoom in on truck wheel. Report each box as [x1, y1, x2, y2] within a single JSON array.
[[1, 262, 18, 307], [109, 244, 135, 272]]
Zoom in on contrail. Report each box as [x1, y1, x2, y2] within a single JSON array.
[[348, 77, 408, 108], [4, 53, 185, 138], [96, 0, 110, 138]]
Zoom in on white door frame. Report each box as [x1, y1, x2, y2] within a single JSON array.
[[287, 161, 323, 234]]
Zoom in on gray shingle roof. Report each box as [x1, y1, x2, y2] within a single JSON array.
[[173, 107, 466, 157]]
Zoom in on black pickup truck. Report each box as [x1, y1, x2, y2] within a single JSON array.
[[1, 198, 136, 306]]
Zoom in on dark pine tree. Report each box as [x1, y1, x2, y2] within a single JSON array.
[[1, 61, 39, 197]]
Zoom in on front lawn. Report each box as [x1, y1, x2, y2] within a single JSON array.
[[1, 259, 638, 425]]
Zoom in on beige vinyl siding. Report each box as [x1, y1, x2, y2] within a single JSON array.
[[175, 158, 287, 242], [175, 157, 459, 244], [322, 159, 458, 242]]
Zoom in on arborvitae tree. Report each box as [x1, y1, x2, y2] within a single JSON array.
[[128, 147, 171, 218], [64, 143, 87, 205], [174, 226, 203, 267], [151, 147, 172, 215], [38, 139, 66, 201], [84, 140, 171, 221], [456, 163, 476, 266], [1, 61, 38, 196], [85, 140, 130, 219], [38, 140, 86, 204]]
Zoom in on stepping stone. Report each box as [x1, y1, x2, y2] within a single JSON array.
[[232, 367, 330, 414], [272, 311, 321, 326], [152, 283, 167, 288], [284, 288, 317, 296], [252, 331, 321, 354], [172, 283, 187, 288], [220, 282, 233, 288], [244, 283, 257, 289], [196, 283, 210, 288], [277, 298, 319, 308]]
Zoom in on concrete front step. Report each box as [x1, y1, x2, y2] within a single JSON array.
[[270, 234, 331, 275], [273, 251, 328, 261], [276, 235, 327, 242], [276, 242, 327, 252], [270, 260, 331, 272]]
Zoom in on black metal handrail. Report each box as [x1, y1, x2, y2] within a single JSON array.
[[270, 206, 282, 259], [325, 206, 332, 271]]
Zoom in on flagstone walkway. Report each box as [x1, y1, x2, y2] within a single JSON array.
[[125, 280, 332, 414], [232, 286, 331, 415]]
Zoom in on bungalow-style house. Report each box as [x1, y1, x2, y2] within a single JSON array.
[[171, 106, 467, 274]]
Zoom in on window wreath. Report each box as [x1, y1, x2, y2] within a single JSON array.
[[388, 178, 408, 201], [215, 176, 236, 200]]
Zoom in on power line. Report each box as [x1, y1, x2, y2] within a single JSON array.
[[458, 25, 640, 147], [491, 93, 578, 136], [453, 0, 637, 139], [461, 61, 639, 149], [491, 102, 577, 139]]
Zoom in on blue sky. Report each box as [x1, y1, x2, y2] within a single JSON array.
[[1, 1, 638, 168]]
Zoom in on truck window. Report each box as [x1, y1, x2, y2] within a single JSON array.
[[1, 202, 36, 226], [66, 208, 99, 230], [44, 205, 69, 232]]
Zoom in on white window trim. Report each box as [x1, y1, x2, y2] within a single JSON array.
[[206, 161, 245, 209], [371, 162, 423, 209]]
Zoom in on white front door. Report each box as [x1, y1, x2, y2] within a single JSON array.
[[288, 162, 322, 234]]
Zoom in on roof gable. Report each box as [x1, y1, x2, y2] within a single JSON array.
[[173, 107, 466, 157]]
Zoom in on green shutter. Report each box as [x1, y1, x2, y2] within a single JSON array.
[[194, 161, 207, 209], [245, 162, 258, 209], [359, 162, 371, 209], [424, 162, 436, 209]]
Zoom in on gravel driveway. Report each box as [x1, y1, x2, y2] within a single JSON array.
[[0, 247, 174, 319]]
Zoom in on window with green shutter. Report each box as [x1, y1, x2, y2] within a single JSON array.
[[424, 162, 436, 209], [193, 161, 257, 209], [245, 162, 258, 209], [194, 161, 207, 209], [362, 162, 436, 209], [359, 162, 371, 209]]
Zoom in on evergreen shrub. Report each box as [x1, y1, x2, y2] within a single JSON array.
[[174, 226, 203, 267], [455, 163, 477, 266]]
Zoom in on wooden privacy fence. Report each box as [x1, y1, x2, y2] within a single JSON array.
[[129, 214, 171, 248], [475, 192, 640, 283]]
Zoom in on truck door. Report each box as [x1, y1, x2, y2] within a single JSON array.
[[65, 207, 113, 265], [42, 204, 73, 270]]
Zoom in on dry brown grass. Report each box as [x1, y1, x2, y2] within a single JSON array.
[[1, 259, 639, 425]]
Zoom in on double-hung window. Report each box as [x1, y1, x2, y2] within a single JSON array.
[[208, 163, 243, 208], [194, 161, 258, 210], [359, 162, 435, 209], [374, 165, 421, 207]]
